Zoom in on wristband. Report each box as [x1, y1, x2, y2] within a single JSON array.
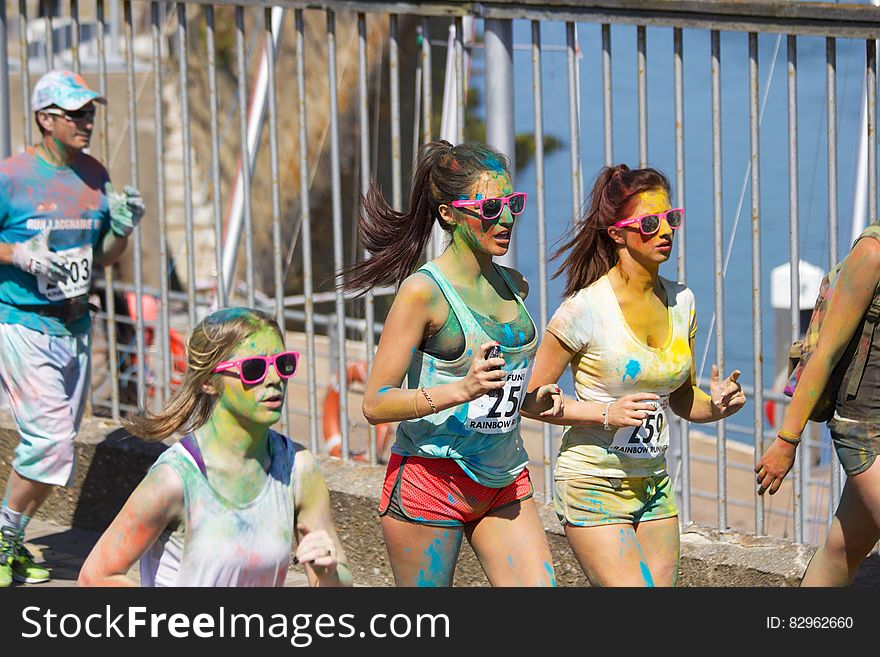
[[603, 402, 613, 431], [421, 387, 437, 415], [777, 430, 801, 446]]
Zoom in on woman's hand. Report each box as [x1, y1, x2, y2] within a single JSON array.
[[605, 393, 661, 428], [709, 365, 745, 418], [522, 384, 565, 417], [755, 438, 798, 495], [460, 341, 507, 401], [294, 528, 339, 573]]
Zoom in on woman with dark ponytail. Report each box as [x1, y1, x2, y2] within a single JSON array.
[[345, 141, 563, 587], [78, 307, 351, 587], [527, 165, 745, 586]]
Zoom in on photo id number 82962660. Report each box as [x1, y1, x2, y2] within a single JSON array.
[[766, 617, 853, 630]]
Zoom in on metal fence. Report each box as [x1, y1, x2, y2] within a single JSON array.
[[1, 0, 879, 546]]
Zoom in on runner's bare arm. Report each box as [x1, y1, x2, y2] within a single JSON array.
[[526, 331, 657, 427], [755, 238, 880, 493], [668, 337, 745, 422], [93, 229, 128, 267], [77, 464, 184, 587], [293, 449, 352, 587], [361, 273, 505, 423], [780, 238, 880, 438]]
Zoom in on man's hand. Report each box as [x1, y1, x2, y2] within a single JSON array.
[[106, 182, 146, 237], [10, 230, 70, 284]]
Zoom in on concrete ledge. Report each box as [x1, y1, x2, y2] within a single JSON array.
[[3, 414, 878, 587]]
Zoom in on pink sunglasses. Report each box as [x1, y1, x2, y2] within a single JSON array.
[[612, 208, 684, 236], [212, 351, 300, 385], [449, 192, 528, 222]]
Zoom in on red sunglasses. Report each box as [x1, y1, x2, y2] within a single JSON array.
[[212, 351, 300, 385]]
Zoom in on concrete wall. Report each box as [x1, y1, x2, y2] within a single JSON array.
[[3, 414, 879, 587]]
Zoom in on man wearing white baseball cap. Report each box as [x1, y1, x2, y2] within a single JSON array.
[[0, 70, 145, 587]]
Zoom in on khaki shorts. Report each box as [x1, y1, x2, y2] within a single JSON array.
[[554, 473, 678, 527], [0, 322, 91, 486], [828, 415, 880, 477]]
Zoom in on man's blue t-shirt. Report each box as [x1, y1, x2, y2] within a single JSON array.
[[0, 148, 112, 336]]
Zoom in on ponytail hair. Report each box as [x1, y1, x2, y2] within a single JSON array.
[[124, 307, 283, 441], [341, 140, 511, 293], [553, 164, 671, 298]]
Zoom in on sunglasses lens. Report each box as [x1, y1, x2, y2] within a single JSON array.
[[640, 215, 661, 234], [481, 198, 503, 219], [67, 109, 95, 121], [240, 358, 268, 383], [276, 353, 298, 377], [667, 209, 683, 227], [508, 194, 526, 214]]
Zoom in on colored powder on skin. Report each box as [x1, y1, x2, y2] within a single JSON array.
[[623, 359, 641, 382], [543, 561, 557, 587], [640, 561, 655, 587], [507, 555, 514, 567], [378, 385, 393, 395], [416, 534, 453, 587]]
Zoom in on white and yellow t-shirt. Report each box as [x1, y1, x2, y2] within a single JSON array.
[[548, 274, 696, 479]]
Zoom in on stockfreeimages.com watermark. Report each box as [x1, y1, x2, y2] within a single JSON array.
[[21, 606, 450, 646]]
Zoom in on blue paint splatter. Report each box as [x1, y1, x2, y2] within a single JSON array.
[[481, 155, 506, 173], [416, 536, 454, 587], [378, 385, 393, 395], [502, 324, 515, 344], [507, 555, 514, 566], [518, 331, 525, 343], [640, 561, 655, 587], [447, 493, 457, 505], [543, 561, 557, 587], [623, 359, 641, 382]]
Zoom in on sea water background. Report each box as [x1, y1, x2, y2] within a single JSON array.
[[467, 19, 873, 445]]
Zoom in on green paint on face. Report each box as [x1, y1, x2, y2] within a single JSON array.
[[211, 327, 287, 430]]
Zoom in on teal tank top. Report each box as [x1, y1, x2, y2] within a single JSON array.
[[392, 262, 538, 488]]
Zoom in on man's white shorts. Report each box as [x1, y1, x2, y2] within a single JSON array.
[[0, 322, 90, 486]]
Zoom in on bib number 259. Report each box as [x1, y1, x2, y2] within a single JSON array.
[[628, 410, 665, 444]]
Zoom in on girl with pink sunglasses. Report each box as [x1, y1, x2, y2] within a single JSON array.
[[528, 164, 745, 587], [79, 307, 351, 587], [341, 140, 563, 587]]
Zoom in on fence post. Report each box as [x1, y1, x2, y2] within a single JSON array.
[[485, 17, 516, 268], [0, 0, 11, 158]]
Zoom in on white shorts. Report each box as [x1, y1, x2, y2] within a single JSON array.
[[0, 322, 91, 486]]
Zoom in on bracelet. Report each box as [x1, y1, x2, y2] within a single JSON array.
[[603, 402, 613, 431], [420, 387, 437, 415], [777, 430, 801, 446]]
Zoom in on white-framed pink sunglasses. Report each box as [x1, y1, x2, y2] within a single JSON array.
[[212, 351, 300, 385]]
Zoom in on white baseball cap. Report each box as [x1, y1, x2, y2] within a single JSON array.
[[31, 70, 107, 112]]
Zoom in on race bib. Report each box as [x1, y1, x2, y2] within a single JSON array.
[[465, 365, 531, 434], [609, 399, 669, 459], [37, 245, 93, 301]]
